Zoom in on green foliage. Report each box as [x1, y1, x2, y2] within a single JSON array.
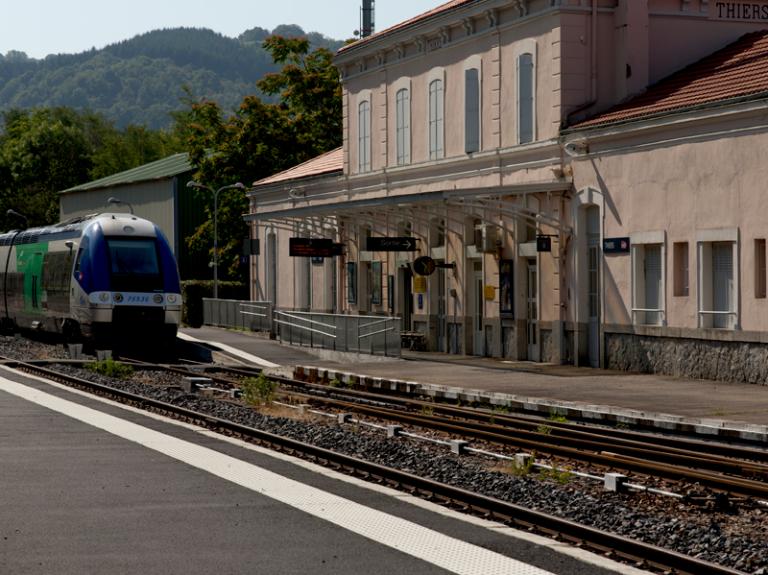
[[0, 106, 184, 228], [241, 373, 277, 406], [183, 35, 342, 285], [86, 358, 134, 379], [539, 463, 572, 484], [548, 413, 568, 424], [0, 27, 345, 130], [536, 424, 553, 435]]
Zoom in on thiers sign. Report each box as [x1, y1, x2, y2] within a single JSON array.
[[710, 2, 768, 21]]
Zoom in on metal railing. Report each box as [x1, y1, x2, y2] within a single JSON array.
[[698, 309, 738, 329], [203, 299, 273, 332], [631, 307, 666, 326], [201, 299, 401, 357], [274, 310, 401, 357]]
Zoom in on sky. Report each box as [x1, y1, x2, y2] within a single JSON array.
[[1, 0, 444, 59]]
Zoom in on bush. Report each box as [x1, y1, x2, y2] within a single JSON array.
[[240, 373, 277, 406]]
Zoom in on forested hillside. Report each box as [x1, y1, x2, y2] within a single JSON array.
[[0, 25, 344, 129]]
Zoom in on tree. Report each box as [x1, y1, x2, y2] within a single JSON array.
[[181, 35, 342, 283], [0, 107, 185, 229], [0, 108, 94, 226]]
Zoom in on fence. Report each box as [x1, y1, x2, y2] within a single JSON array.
[[203, 299, 273, 332], [273, 310, 400, 357], [201, 299, 401, 357]]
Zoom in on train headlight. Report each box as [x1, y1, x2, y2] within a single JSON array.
[[98, 292, 109, 303], [114, 293, 124, 303], [153, 294, 163, 304], [166, 294, 178, 304]]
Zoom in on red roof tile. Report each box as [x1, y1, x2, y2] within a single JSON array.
[[252, 147, 343, 186], [571, 31, 768, 130], [338, 0, 474, 54]]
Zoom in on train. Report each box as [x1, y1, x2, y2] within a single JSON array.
[[0, 211, 182, 348]]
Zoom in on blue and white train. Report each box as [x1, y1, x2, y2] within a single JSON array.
[[0, 212, 182, 347]]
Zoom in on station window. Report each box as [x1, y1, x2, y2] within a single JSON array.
[[632, 242, 664, 326], [358, 100, 371, 173], [429, 78, 444, 160], [755, 239, 766, 299], [698, 239, 737, 329], [395, 88, 410, 166], [673, 242, 689, 297], [517, 52, 534, 144], [464, 68, 480, 154]]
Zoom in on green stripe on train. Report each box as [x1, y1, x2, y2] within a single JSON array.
[[15, 242, 50, 314]]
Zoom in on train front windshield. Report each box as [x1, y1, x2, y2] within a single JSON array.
[[106, 238, 163, 292]]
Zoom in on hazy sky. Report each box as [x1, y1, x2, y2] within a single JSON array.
[[1, 1, 444, 59]]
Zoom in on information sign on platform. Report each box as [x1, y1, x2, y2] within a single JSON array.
[[289, 238, 344, 257], [366, 236, 418, 251], [603, 237, 630, 254], [412, 276, 427, 293]]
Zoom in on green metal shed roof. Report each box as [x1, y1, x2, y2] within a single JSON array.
[[60, 152, 193, 194]]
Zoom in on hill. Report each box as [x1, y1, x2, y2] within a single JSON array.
[[0, 26, 345, 129]]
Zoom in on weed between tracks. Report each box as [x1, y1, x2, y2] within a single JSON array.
[[86, 358, 134, 379], [240, 373, 278, 406]]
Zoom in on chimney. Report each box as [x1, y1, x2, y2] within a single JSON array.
[[361, 0, 375, 38], [614, 0, 649, 102]]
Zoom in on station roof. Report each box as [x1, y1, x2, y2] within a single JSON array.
[[60, 152, 192, 194], [252, 147, 343, 187], [570, 30, 768, 130]]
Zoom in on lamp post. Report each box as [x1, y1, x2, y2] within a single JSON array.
[[186, 181, 246, 299], [3, 209, 28, 331]]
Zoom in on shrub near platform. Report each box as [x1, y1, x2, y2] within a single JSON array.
[[181, 280, 247, 327]]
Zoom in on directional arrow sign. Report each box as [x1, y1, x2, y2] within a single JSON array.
[[365, 236, 418, 252]]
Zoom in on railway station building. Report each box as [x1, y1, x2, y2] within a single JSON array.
[[246, 0, 768, 381]]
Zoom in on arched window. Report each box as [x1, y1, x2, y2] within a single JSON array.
[[518, 52, 534, 144], [358, 99, 371, 172], [429, 79, 444, 160], [395, 88, 411, 165], [464, 68, 480, 153]]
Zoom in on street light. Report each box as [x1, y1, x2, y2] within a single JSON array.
[[186, 180, 246, 299], [3, 209, 28, 331]]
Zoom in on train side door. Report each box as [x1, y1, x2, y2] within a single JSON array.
[[16, 244, 47, 316]]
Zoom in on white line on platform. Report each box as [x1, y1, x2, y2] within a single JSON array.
[[177, 331, 280, 368], [0, 377, 555, 575]]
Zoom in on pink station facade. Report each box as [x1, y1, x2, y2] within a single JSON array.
[[246, 0, 768, 383]]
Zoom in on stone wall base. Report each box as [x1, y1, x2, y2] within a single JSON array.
[[606, 332, 768, 385]]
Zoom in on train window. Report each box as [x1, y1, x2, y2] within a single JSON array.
[[106, 238, 162, 291]]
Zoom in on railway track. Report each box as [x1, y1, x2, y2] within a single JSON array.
[[0, 357, 749, 575], [15, 357, 768, 502]]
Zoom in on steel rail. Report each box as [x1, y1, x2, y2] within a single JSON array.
[[278, 389, 768, 499], [280, 374, 768, 464]]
